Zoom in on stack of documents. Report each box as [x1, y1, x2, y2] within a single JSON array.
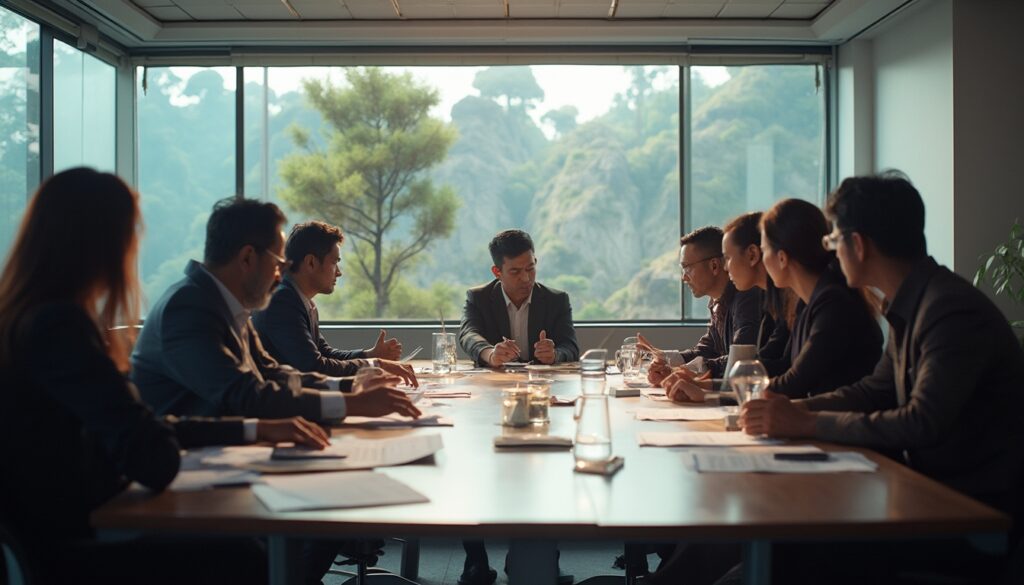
[[169, 469, 261, 491], [253, 471, 428, 512], [637, 431, 781, 447], [692, 450, 878, 474], [634, 407, 732, 421], [339, 414, 454, 428], [252, 433, 444, 473]]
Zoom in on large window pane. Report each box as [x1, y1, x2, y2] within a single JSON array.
[[244, 65, 681, 321], [686, 65, 826, 318], [0, 7, 39, 258], [136, 66, 235, 310], [53, 40, 115, 173]]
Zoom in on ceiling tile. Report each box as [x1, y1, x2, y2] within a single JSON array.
[[662, 2, 722, 17], [176, 3, 244, 19], [770, 2, 828, 19], [401, 2, 458, 18], [143, 5, 193, 20], [345, 0, 401, 18], [615, 1, 667, 18], [558, 1, 611, 18], [131, 0, 176, 7], [230, 2, 297, 19], [511, 4, 557, 17], [718, 2, 781, 18], [453, 3, 505, 17], [289, 0, 354, 18]]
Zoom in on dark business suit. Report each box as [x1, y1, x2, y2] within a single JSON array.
[[459, 280, 580, 366], [681, 282, 763, 378], [131, 260, 346, 422], [769, 270, 882, 399], [253, 278, 368, 376], [0, 302, 269, 585]]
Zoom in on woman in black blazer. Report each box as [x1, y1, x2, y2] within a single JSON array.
[[759, 198, 883, 398], [0, 168, 330, 584]]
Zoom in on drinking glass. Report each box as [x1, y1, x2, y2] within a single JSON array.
[[728, 359, 769, 404], [432, 332, 457, 374], [501, 386, 531, 427]]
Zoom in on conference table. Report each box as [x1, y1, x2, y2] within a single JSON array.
[[92, 364, 1010, 585]]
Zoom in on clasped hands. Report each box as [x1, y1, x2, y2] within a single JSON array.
[[488, 330, 556, 367]]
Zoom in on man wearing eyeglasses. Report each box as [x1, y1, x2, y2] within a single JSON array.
[[132, 198, 420, 425], [644, 226, 763, 382]]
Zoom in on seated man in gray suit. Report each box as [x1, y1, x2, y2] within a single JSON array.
[[738, 173, 1024, 582], [253, 221, 413, 382], [460, 229, 580, 367], [131, 198, 420, 423]]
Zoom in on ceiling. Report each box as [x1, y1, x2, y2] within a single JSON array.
[[130, 0, 836, 22], [21, 0, 913, 51]]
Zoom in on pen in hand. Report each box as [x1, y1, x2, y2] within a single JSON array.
[[502, 336, 521, 358]]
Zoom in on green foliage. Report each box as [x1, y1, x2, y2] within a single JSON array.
[[974, 220, 1024, 330], [278, 68, 459, 317], [472, 66, 544, 110], [541, 105, 578, 136]]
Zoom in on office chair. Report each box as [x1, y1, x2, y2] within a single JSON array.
[[327, 538, 421, 585]]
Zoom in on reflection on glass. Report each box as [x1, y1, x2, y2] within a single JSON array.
[[136, 66, 235, 311], [0, 7, 40, 257], [53, 40, 115, 173]]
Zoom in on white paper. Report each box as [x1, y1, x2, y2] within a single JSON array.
[[339, 414, 454, 428], [251, 433, 444, 473], [634, 407, 731, 421], [637, 431, 781, 447], [169, 469, 261, 491], [252, 471, 429, 512], [693, 451, 878, 474]]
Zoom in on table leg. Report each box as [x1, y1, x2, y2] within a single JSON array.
[[508, 539, 558, 585], [268, 535, 304, 585], [742, 540, 771, 585]]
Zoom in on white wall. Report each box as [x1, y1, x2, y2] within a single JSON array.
[[868, 0, 955, 267]]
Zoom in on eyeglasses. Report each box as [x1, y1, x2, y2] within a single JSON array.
[[679, 255, 722, 275], [821, 229, 852, 252], [263, 249, 292, 271]]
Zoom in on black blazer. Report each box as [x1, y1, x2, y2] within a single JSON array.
[[769, 270, 883, 399], [680, 282, 763, 378], [459, 280, 580, 366], [131, 260, 345, 422], [802, 258, 1024, 513], [253, 278, 367, 377], [0, 302, 245, 547]]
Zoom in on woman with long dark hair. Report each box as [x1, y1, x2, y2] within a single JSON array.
[[0, 168, 329, 584], [759, 198, 883, 398]]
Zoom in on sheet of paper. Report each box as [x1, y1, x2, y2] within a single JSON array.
[[422, 390, 472, 398], [637, 431, 781, 447], [169, 469, 261, 491], [338, 414, 454, 429], [634, 407, 731, 421], [252, 471, 428, 512], [249, 433, 444, 473], [693, 451, 878, 474]]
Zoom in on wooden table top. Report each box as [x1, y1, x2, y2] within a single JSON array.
[[92, 367, 1009, 541]]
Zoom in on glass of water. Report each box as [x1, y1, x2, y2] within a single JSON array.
[[432, 332, 457, 374], [728, 359, 769, 404]]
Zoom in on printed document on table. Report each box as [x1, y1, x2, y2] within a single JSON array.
[[637, 431, 781, 447], [169, 469, 261, 491], [634, 407, 731, 421], [251, 433, 444, 473], [338, 414, 454, 428], [253, 471, 428, 512], [693, 451, 878, 473]]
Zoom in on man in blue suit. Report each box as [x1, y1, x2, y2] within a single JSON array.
[[253, 221, 412, 382], [131, 198, 419, 423]]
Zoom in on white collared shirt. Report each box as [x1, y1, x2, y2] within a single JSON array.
[[199, 264, 346, 421], [501, 286, 532, 359]]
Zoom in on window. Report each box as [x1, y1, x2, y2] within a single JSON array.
[[0, 6, 39, 257], [53, 40, 116, 173], [136, 66, 235, 309], [242, 65, 681, 321], [135, 61, 827, 322]]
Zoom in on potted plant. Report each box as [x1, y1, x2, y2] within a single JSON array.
[[974, 220, 1024, 345]]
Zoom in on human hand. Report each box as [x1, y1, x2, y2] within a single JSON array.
[[533, 330, 556, 364], [635, 333, 664, 359], [256, 417, 331, 449], [347, 368, 422, 418], [376, 359, 418, 387], [488, 337, 521, 367], [647, 360, 672, 385], [366, 329, 402, 361], [665, 374, 709, 403], [739, 393, 815, 438]]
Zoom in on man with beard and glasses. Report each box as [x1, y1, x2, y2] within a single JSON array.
[[132, 198, 419, 424]]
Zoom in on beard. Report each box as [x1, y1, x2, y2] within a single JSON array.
[[243, 275, 276, 310]]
